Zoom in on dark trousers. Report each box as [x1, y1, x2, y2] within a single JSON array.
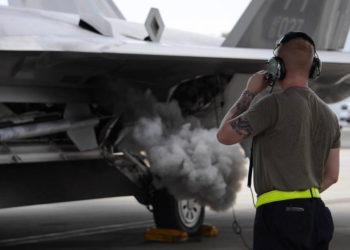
[[253, 198, 334, 250]]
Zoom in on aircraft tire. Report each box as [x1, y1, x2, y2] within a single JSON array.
[[151, 189, 205, 235]]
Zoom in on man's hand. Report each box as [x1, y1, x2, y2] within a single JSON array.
[[246, 70, 269, 94]]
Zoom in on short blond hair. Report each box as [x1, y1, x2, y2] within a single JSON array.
[[277, 38, 314, 77]]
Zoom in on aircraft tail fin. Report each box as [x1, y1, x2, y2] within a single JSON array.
[[222, 0, 350, 50]]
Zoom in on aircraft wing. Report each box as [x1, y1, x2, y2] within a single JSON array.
[[2, 35, 350, 95], [2, 2, 350, 104]]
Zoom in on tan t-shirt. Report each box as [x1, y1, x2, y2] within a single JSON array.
[[245, 87, 340, 195]]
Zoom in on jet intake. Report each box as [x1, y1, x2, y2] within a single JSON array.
[[168, 75, 230, 116]]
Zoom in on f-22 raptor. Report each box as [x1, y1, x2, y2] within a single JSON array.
[[0, 0, 350, 235]]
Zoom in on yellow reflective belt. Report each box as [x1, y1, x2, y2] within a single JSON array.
[[256, 187, 321, 208]]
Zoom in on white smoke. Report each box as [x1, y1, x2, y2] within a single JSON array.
[[133, 101, 247, 211]]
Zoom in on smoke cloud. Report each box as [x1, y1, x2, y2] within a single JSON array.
[[133, 101, 247, 211]]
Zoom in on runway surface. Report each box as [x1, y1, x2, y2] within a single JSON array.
[[1, 135, 350, 249]]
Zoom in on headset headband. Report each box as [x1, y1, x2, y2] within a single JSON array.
[[276, 32, 316, 49]]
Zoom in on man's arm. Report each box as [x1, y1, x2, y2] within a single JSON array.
[[320, 148, 340, 193], [217, 71, 268, 145]]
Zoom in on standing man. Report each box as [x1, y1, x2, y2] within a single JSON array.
[[217, 32, 340, 250]]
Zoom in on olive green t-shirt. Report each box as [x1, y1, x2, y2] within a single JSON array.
[[245, 87, 340, 195]]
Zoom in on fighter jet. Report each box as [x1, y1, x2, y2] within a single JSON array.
[[0, 0, 350, 235]]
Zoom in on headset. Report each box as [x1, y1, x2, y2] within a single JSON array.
[[265, 32, 322, 85]]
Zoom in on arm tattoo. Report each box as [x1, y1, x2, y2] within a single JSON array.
[[236, 90, 256, 114], [230, 115, 253, 138], [217, 89, 255, 141]]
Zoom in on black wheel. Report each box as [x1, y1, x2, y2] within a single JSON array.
[[151, 189, 205, 235]]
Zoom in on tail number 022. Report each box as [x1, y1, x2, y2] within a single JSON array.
[[268, 17, 305, 40]]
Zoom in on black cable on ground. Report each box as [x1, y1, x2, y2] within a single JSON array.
[[232, 208, 252, 250]]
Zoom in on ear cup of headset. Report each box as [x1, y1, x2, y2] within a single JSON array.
[[309, 57, 322, 80], [266, 56, 286, 81], [274, 32, 322, 81]]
